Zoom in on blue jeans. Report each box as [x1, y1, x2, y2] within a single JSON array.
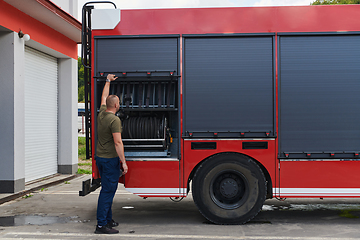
[[96, 156, 122, 226]]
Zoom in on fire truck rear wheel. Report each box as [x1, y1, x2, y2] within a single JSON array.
[[192, 153, 266, 224]]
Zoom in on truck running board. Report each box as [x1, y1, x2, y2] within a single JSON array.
[[79, 178, 101, 196]]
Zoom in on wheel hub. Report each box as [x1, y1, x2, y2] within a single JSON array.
[[210, 170, 249, 210], [220, 178, 238, 198]]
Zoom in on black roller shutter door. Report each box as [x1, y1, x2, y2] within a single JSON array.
[[184, 36, 274, 138], [279, 35, 360, 158], [95, 37, 178, 73]]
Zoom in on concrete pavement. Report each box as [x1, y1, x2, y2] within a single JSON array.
[[0, 174, 78, 205], [1, 174, 360, 239]]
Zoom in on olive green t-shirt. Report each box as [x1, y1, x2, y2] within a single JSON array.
[[96, 105, 122, 158]]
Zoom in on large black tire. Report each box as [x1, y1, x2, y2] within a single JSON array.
[[192, 153, 267, 224]]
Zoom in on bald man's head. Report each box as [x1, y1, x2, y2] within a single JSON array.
[[106, 95, 120, 110]]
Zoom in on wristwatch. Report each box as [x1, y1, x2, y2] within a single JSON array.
[[106, 79, 110, 82]]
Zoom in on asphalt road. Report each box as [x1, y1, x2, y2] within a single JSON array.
[[1, 175, 360, 240]]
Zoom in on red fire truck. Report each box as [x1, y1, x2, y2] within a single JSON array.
[[79, 2, 360, 224]]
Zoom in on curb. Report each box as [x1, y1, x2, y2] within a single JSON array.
[[0, 174, 80, 205]]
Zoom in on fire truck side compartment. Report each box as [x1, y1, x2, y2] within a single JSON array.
[[94, 36, 180, 158], [183, 35, 275, 138], [279, 34, 360, 159]]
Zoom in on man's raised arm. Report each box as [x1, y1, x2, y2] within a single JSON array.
[[100, 74, 118, 106]]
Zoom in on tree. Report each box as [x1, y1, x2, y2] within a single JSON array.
[[78, 57, 85, 102], [311, 0, 360, 4], [78, 85, 85, 103]]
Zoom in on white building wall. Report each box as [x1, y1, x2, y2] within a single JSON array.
[[14, 32, 26, 188], [58, 58, 78, 173], [0, 32, 26, 192], [0, 1, 80, 193]]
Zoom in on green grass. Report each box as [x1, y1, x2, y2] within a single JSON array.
[[78, 162, 92, 166], [78, 137, 92, 175], [22, 194, 33, 199], [77, 168, 92, 174], [339, 210, 359, 219], [78, 137, 91, 161]]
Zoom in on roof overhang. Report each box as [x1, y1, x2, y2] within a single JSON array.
[[4, 0, 81, 43]]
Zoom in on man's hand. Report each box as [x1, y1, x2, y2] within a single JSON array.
[[107, 74, 118, 81], [122, 162, 128, 174]]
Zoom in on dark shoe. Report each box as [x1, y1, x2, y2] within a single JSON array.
[[106, 219, 119, 228], [94, 225, 119, 234]]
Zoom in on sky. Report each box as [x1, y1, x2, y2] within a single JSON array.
[[77, 0, 313, 12]]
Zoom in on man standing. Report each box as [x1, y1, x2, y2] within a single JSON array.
[[95, 74, 128, 234]]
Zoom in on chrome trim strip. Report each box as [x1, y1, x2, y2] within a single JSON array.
[[126, 158, 179, 161], [126, 187, 187, 196], [273, 188, 360, 196], [279, 159, 360, 162], [183, 138, 276, 141]]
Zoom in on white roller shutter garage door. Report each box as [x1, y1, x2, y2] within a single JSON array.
[[24, 47, 58, 182]]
